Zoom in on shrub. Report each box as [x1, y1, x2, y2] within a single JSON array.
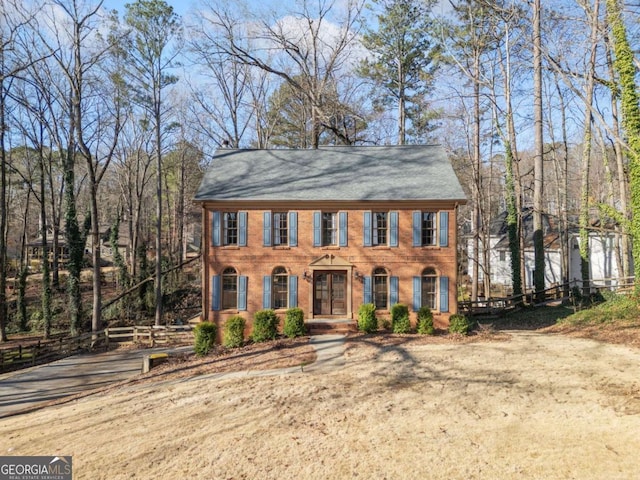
[[194, 322, 217, 356], [223, 315, 246, 348], [358, 303, 377, 333], [283, 307, 306, 338], [251, 309, 279, 342], [417, 307, 434, 335], [449, 314, 471, 335], [391, 303, 411, 334]]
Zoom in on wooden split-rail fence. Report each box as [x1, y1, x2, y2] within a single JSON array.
[[0, 325, 194, 373], [459, 277, 635, 317]]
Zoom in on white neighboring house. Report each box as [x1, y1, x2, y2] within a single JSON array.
[[466, 210, 627, 295]]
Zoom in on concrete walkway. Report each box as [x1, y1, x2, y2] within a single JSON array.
[[305, 334, 346, 371], [0, 335, 347, 418], [0, 346, 191, 419]]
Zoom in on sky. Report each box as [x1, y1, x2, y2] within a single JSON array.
[[102, 0, 193, 16]]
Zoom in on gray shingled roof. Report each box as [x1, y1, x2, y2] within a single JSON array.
[[194, 145, 467, 202]]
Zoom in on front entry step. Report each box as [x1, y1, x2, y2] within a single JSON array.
[[306, 319, 357, 335]]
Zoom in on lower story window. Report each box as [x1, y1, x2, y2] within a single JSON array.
[[222, 267, 237, 309], [421, 267, 437, 309], [272, 266, 288, 309], [373, 267, 388, 309]]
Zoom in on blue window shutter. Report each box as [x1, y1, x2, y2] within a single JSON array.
[[212, 211, 221, 247], [263, 211, 272, 247], [439, 211, 449, 247], [364, 276, 372, 304], [238, 276, 247, 311], [239, 212, 247, 247], [363, 211, 372, 246], [313, 211, 321, 246], [413, 276, 421, 311], [211, 275, 221, 311], [339, 212, 348, 247], [440, 276, 449, 312], [390, 211, 399, 247], [289, 275, 298, 307], [390, 276, 399, 305], [413, 211, 421, 247], [263, 276, 272, 309], [289, 211, 298, 247]]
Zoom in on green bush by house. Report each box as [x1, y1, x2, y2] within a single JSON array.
[[358, 303, 377, 333], [391, 303, 411, 334], [194, 322, 217, 356], [251, 309, 279, 342], [223, 315, 246, 348], [283, 307, 306, 338], [449, 314, 472, 335], [417, 307, 435, 335]]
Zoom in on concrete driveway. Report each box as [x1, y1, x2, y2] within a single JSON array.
[[0, 346, 192, 418]]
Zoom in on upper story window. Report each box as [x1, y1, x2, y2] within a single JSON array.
[[364, 211, 398, 247], [222, 267, 238, 309], [273, 213, 288, 246], [322, 212, 338, 246], [421, 212, 437, 246], [264, 211, 297, 247], [223, 213, 238, 246], [373, 212, 387, 246], [212, 211, 247, 247], [412, 211, 448, 248], [313, 211, 347, 247]]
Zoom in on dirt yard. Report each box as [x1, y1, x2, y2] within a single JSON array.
[[1, 330, 639, 479]]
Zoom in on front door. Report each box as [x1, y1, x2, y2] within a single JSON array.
[[313, 271, 347, 316]]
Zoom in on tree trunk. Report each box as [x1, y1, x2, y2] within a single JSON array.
[[0, 79, 7, 342], [532, 0, 546, 301], [155, 105, 164, 326]]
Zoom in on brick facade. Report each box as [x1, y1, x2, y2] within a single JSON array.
[[200, 201, 461, 337]]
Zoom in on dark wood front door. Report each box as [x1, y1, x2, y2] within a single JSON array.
[[313, 271, 347, 316]]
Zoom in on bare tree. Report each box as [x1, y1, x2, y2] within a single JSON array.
[[197, 0, 364, 149], [0, 0, 41, 341]]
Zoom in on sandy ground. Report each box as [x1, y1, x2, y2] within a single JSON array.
[[1, 331, 639, 480]]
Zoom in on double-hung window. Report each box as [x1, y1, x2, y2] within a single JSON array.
[[264, 211, 297, 247], [412, 268, 449, 313], [273, 213, 288, 246], [373, 267, 388, 309], [222, 267, 238, 309], [421, 267, 437, 309], [322, 212, 338, 246], [364, 211, 398, 247], [373, 213, 387, 246], [272, 267, 288, 309], [313, 211, 348, 247], [212, 211, 247, 247], [412, 211, 448, 247], [223, 213, 238, 246], [421, 212, 437, 246]]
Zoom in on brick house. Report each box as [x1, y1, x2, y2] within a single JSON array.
[[194, 145, 467, 336]]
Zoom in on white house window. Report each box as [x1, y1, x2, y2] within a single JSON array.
[[272, 266, 288, 309], [322, 212, 338, 246], [222, 267, 238, 309], [223, 212, 238, 246], [421, 267, 437, 309], [373, 267, 388, 309], [373, 212, 388, 246], [421, 212, 437, 246], [273, 213, 288, 246]]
